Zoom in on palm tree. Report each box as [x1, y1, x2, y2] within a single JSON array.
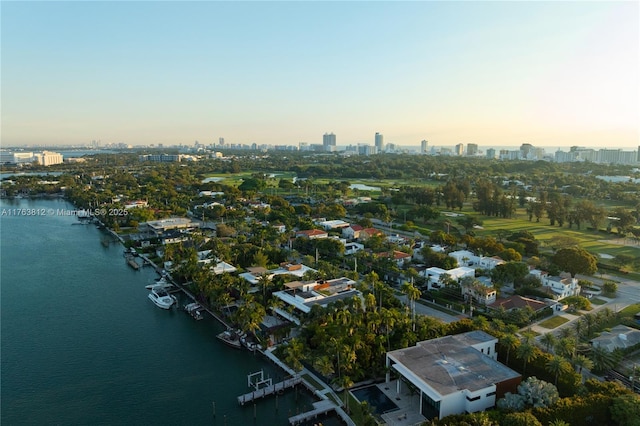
[[572, 354, 594, 378], [590, 345, 618, 373], [517, 340, 537, 375], [401, 281, 421, 331], [313, 355, 335, 378], [555, 337, 577, 361], [546, 355, 572, 386], [501, 334, 519, 366], [284, 338, 305, 372], [541, 333, 557, 352]]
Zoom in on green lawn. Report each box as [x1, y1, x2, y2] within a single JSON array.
[[301, 373, 323, 391], [590, 298, 607, 305], [538, 316, 570, 329], [620, 303, 640, 317]]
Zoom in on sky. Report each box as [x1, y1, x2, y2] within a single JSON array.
[[1, 1, 639, 149]]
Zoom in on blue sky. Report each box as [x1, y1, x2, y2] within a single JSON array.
[[2, 1, 638, 148]]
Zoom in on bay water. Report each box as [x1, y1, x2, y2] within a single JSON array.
[[0, 198, 323, 425]]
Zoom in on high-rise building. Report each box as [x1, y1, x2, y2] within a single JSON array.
[[467, 143, 478, 156], [375, 132, 384, 152], [421, 140, 428, 154], [455, 143, 464, 156], [486, 148, 496, 159], [219, 137, 225, 146], [323, 133, 336, 151]]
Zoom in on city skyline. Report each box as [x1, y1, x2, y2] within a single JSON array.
[[2, 1, 638, 148]]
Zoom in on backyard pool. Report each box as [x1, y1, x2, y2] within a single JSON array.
[[351, 385, 399, 415]]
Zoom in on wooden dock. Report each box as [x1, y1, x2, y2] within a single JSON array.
[[237, 376, 302, 405], [288, 400, 336, 425], [126, 256, 140, 270]]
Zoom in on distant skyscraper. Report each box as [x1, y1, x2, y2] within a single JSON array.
[[421, 140, 428, 154], [467, 143, 478, 156], [323, 133, 336, 151], [219, 137, 225, 146], [486, 148, 496, 159], [375, 132, 384, 152], [455, 143, 464, 156]]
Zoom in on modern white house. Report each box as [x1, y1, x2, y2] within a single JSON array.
[[344, 242, 365, 255], [385, 331, 521, 421], [448, 250, 505, 270], [317, 219, 351, 231], [420, 266, 475, 290], [529, 269, 581, 299], [239, 263, 317, 287], [295, 229, 328, 239]]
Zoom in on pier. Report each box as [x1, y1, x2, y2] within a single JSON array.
[[288, 400, 336, 425], [237, 372, 302, 405]]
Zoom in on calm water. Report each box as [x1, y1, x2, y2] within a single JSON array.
[[0, 198, 323, 425]]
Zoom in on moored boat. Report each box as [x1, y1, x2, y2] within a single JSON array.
[[183, 302, 204, 320], [216, 329, 242, 349], [148, 287, 177, 309]]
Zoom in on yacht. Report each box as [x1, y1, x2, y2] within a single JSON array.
[[148, 287, 177, 310], [216, 329, 242, 349]]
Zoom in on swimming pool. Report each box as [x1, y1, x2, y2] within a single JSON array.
[[351, 385, 399, 415]]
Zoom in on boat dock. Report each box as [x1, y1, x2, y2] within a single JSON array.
[[237, 376, 302, 405], [288, 400, 336, 425], [125, 255, 140, 270]]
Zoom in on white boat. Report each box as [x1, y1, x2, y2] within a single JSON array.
[[148, 287, 177, 309], [145, 277, 173, 290]]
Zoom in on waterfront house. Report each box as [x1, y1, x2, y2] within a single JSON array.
[[272, 277, 360, 324], [385, 331, 521, 421]]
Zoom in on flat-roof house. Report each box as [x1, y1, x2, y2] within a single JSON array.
[[144, 218, 199, 235], [318, 219, 350, 231], [420, 266, 475, 290], [239, 263, 317, 287], [344, 242, 364, 255], [272, 277, 360, 324], [386, 331, 521, 420], [448, 250, 505, 270], [295, 229, 328, 239]]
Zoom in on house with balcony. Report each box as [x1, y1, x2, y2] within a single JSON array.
[[529, 269, 581, 300], [385, 331, 521, 421], [272, 277, 360, 324], [461, 278, 497, 305]]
